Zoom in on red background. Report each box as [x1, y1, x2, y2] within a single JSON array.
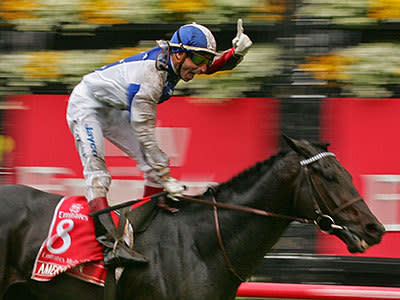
[[4, 94, 279, 182], [320, 98, 400, 258], [4, 95, 399, 258]]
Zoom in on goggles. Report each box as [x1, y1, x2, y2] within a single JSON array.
[[188, 51, 214, 67]]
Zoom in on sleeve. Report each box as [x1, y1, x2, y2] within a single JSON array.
[[205, 48, 243, 75], [130, 75, 169, 172]]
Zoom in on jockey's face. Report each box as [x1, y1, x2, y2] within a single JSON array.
[[173, 52, 208, 82]]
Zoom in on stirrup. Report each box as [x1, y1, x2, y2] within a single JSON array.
[[100, 237, 148, 267]]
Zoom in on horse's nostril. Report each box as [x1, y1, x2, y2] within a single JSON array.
[[365, 223, 381, 235]]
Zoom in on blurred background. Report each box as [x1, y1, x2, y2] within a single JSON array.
[[0, 0, 399, 98], [0, 0, 400, 297]]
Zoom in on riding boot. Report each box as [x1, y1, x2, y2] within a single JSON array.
[[89, 197, 148, 267]]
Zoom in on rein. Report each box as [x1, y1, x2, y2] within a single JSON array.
[[176, 194, 312, 224]]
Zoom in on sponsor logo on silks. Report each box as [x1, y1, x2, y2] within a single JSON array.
[[85, 124, 98, 157], [57, 203, 88, 222], [58, 210, 89, 221], [70, 203, 83, 214], [36, 262, 68, 276]]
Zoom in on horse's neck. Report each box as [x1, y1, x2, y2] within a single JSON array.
[[122, 159, 297, 298], [201, 164, 296, 279]]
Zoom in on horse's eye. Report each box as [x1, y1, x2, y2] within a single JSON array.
[[325, 174, 333, 181], [326, 171, 336, 180], [326, 172, 339, 182]]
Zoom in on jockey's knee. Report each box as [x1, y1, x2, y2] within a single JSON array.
[[84, 156, 111, 201], [85, 174, 111, 200]]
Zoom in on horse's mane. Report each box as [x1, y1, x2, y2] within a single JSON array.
[[212, 150, 288, 194]]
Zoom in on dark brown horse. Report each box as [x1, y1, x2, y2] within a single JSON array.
[[0, 136, 385, 300]]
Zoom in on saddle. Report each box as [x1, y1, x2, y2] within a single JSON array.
[[119, 195, 178, 240]]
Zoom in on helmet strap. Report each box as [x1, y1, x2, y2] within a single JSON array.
[[174, 52, 187, 79]]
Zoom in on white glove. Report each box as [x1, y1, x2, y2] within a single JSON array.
[[232, 18, 253, 57], [160, 175, 185, 201]]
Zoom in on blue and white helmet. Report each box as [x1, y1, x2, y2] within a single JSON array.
[[169, 23, 217, 56]]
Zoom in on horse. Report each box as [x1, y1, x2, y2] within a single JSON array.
[[0, 136, 385, 300]]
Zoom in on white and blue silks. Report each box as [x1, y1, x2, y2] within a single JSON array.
[[67, 39, 242, 200]]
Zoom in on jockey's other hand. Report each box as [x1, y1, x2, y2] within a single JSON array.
[[160, 174, 185, 201], [232, 18, 253, 57]]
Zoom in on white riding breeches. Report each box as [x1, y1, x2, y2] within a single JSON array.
[[66, 82, 162, 202]]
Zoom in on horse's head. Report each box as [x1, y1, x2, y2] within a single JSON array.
[[283, 135, 385, 253]]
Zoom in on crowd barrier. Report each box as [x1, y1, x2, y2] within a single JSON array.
[[236, 282, 400, 299]]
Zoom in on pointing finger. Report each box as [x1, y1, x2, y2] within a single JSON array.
[[236, 18, 243, 37]]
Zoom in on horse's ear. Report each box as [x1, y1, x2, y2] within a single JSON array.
[[282, 134, 300, 152], [282, 134, 309, 156]]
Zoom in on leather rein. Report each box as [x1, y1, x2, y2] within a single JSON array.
[[177, 151, 362, 282]]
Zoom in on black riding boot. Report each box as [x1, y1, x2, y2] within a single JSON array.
[[90, 197, 148, 267]]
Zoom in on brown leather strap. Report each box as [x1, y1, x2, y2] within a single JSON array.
[[305, 167, 363, 217], [332, 196, 362, 216], [178, 194, 311, 224], [212, 195, 245, 282]]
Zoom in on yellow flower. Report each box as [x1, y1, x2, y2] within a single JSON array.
[[250, 0, 286, 21], [23, 51, 63, 79], [160, 0, 210, 13], [395, 61, 400, 76], [0, 135, 15, 162], [0, 0, 39, 20], [368, 0, 400, 19], [299, 54, 358, 81], [79, 0, 128, 24]]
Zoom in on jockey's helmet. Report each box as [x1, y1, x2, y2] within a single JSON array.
[[169, 23, 217, 57]]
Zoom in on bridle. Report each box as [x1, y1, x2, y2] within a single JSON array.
[[298, 152, 362, 233], [177, 151, 363, 282]]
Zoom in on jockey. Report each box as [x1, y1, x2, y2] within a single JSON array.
[[66, 20, 252, 267]]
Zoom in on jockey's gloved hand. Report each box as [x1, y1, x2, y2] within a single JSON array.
[[158, 171, 185, 201], [232, 18, 253, 57]]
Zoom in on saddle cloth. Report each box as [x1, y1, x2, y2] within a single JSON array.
[[31, 196, 117, 286]]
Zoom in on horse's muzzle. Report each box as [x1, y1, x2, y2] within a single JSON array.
[[332, 224, 385, 253]]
